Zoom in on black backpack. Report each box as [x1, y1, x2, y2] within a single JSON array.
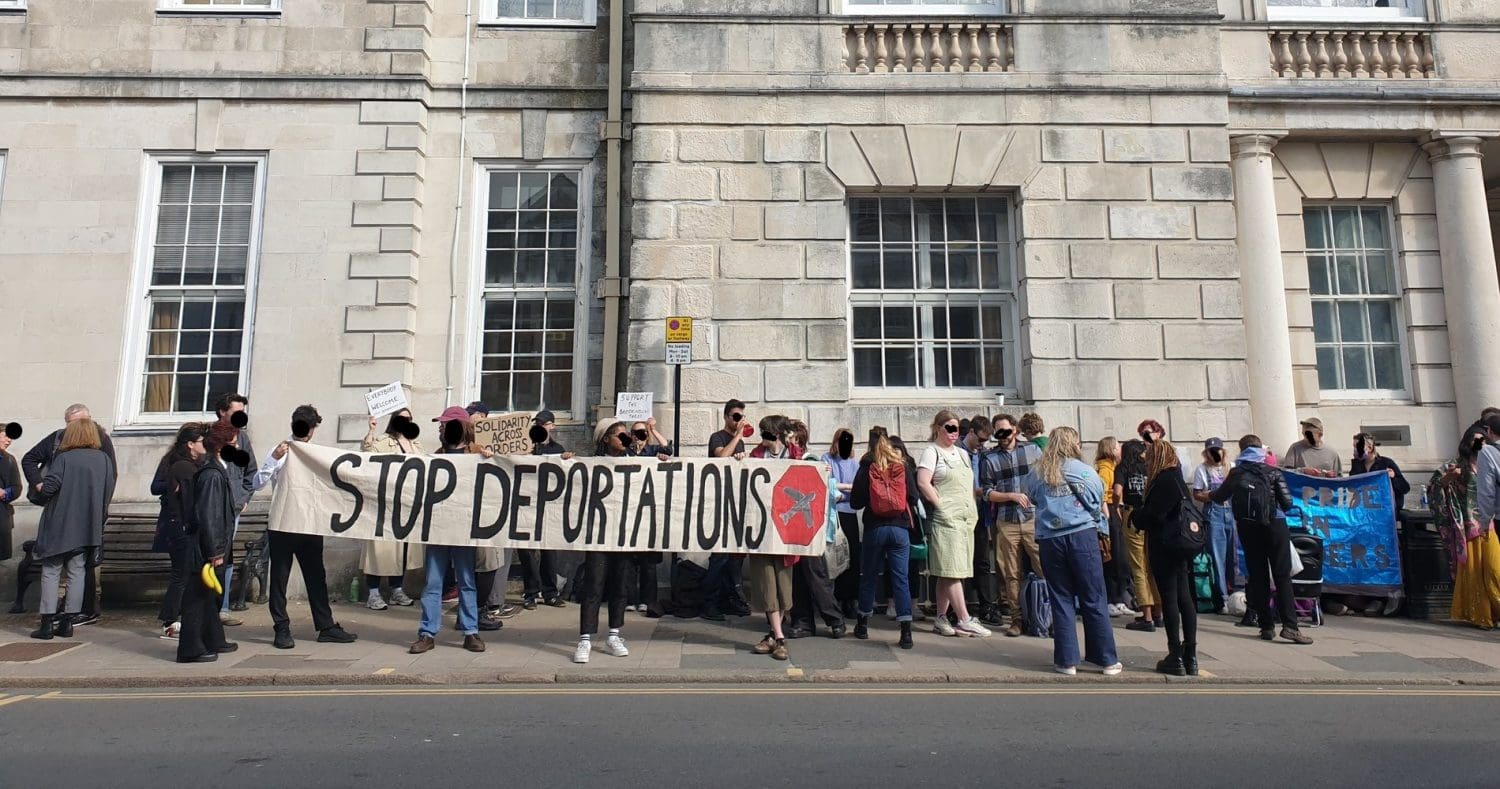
[[1230, 463, 1278, 528], [1159, 476, 1208, 559]]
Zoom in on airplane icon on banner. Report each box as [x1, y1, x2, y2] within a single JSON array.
[[779, 489, 817, 528]]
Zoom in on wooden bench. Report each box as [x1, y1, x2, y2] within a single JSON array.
[[8, 510, 270, 613]]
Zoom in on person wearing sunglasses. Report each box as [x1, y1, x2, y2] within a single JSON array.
[[917, 410, 991, 638], [629, 418, 673, 461], [625, 420, 670, 614], [745, 416, 803, 659], [573, 422, 636, 663], [701, 399, 754, 620]]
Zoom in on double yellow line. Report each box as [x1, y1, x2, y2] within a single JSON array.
[[6, 686, 1500, 705]]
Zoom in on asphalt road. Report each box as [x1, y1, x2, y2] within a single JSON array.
[[2, 685, 1497, 787]]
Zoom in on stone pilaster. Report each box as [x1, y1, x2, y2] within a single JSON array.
[[1230, 132, 1298, 446], [1422, 132, 1500, 423]]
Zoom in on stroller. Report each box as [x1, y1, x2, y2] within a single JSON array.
[[1290, 530, 1325, 626]]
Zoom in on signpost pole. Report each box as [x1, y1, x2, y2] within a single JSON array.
[[673, 364, 682, 457]]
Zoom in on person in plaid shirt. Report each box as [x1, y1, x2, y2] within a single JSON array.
[[978, 414, 1045, 637]]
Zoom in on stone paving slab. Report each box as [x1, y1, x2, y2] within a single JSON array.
[[1, 600, 1497, 688]]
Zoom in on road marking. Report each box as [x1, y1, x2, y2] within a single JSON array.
[[786, 668, 804, 678], [0, 694, 35, 708], [373, 668, 395, 676], [29, 686, 1500, 702]]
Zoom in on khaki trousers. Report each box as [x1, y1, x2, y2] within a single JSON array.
[[995, 518, 1042, 615]]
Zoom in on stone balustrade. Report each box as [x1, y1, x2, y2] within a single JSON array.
[[841, 22, 1015, 74], [1269, 29, 1434, 79]]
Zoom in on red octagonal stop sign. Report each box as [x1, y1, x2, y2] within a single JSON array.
[[771, 465, 829, 548]]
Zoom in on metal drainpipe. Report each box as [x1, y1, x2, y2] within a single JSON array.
[[596, 0, 627, 420]]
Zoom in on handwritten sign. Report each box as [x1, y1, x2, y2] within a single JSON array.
[[616, 392, 654, 422], [364, 382, 408, 418], [472, 412, 534, 456]]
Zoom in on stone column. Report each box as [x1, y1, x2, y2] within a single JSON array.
[[1230, 133, 1298, 445], [1422, 133, 1500, 422]]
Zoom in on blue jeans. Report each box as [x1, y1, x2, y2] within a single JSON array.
[[1207, 503, 1235, 597], [420, 545, 477, 637], [1039, 529, 1118, 669], [858, 523, 912, 622]]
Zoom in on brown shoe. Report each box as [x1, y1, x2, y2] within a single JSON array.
[[409, 635, 435, 654], [1005, 619, 1024, 638], [1280, 627, 1313, 645], [753, 634, 775, 655], [463, 634, 486, 653], [771, 639, 789, 661]]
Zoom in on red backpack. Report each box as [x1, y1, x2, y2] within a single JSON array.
[[868, 462, 909, 519]]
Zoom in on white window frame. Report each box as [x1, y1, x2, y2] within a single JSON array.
[[465, 161, 593, 422], [157, 0, 283, 14], [481, 0, 598, 27], [834, 0, 1008, 16], [1303, 203, 1410, 401], [0, 1, 28, 14], [116, 154, 267, 428], [1266, 1, 1425, 23], [846, 194, 1021, 400]]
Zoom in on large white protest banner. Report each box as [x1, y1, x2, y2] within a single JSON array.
[[270, 442, 830, 556]]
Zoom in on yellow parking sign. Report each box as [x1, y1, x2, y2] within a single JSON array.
[[665, 316, 693, 344]]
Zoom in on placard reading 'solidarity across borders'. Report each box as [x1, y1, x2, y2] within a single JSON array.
[[269, 442, 830, 556]]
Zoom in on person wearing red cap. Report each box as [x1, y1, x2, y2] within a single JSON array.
[[411, 408, 487, 655]]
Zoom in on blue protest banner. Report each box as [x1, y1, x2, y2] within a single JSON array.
[[1283, 470, 1403, 593]]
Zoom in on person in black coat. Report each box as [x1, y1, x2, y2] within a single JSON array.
[[1132, 439, 1200, 676], [150, 423, 210, 639], [1210, 435, 1314, 646], [177, 422, 244, 664]]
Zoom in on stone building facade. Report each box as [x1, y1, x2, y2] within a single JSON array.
[[3, 0, 1500, 589]]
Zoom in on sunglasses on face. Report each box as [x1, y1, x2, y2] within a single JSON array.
[[609, 432, 625, 443], [632, 429, 649, 441]]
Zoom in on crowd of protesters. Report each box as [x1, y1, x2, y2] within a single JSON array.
[[6, 393, 1497, 675]]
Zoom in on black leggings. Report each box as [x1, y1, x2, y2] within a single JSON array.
[[476, 569, 498, 610], [1149, 543, 1196, 651]]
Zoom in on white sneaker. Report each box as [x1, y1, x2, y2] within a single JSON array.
[[933, 618, 957, 637], [159, 621, 180, 640], [605, 635, 629, 657], [1055, 665, 1077, 676], [388, 589, 416, 607], [957, 617, 992, 638], [1107, 604, 1124, 617], [1102, 662, 1123, 676], [573, 638, 592, 664], [367, 590, 388, 611], [1117, 604, 1140, 618]]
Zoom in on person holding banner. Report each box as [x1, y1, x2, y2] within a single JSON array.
[[625, 422, 668, 615], [701, 399, 754, 621], [745, 416, 804, 660], [1212, 436, 1313, 645], [573, 422, 637, 663], [254, 406, 358, 650], [520, 410, 570, 610], [629, 418, 672, 461], [1436, 424, 1500, 629], [408, 409, 489, 654], [359, 409, 424, 611]]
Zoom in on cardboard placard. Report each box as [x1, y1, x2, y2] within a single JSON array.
[[615, 392, 654, 422], [364, 381, 408, 418], [471, 412, 534, 457]]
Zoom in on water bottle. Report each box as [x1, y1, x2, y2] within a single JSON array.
[[1419, 484, 1428, 510], [349, 576, 361, 604]]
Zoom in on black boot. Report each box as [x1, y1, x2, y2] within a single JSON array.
[[53, 613, 74, 638], [1155, 645, 1185, 676], [30, 615, 54, 640], [854, 615, 869, 640], [898, 621, 913, 650], [1182, 643, 1198, 676]]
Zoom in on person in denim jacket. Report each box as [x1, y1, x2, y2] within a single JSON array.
[[1024, 427, 1121, 677]]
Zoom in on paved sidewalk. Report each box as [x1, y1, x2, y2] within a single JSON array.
[[2, 599, 1498, 687]]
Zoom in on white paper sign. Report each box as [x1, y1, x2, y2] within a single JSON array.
[[616, 392, 654, 422], [364, 381, 409, 418]]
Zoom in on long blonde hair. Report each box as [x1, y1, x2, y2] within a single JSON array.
[[870, 433, 902, 472], [1094, 436, 1120, 465], [1035, 427, 1083, 487], [1146, 439, 1180, 483]]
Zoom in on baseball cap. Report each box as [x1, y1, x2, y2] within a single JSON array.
[[1204, 437, 1224, 450], [433, 406, 470, 424], [1300, 417, 1324, 431], [534, 410, 556, 426], [465, 401, 490, 416]]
